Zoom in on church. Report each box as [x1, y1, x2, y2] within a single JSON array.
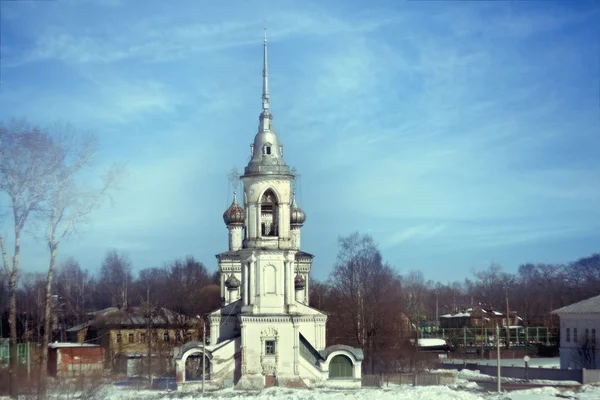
[[174, 33, 363, 389]]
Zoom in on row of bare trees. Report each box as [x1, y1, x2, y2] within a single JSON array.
[[311, 232, 600, 374], [1, 232, 598, 377], [0, 119, 122, 398], [0, 252, 220, 342]]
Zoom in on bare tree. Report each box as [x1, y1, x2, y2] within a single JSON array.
[[327, 232, 402, 373], [37, 126, 122, 397], [55, 258, 93, 326], [0, 119, 63, 398], [403, 270, 427, 327], [99, 250, 133, 308]]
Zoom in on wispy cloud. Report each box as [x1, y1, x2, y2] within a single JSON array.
[[1, 0, 599, 282], [386, 224, 447, 247]]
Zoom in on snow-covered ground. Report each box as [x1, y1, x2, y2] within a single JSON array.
[[446, 357, 561, 368], [3, 366, 598, 400], [29, 382, 599, 400], [437, 367, 580, 386]]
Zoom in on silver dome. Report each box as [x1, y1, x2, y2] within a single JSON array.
[[223, 197, 245, 226]]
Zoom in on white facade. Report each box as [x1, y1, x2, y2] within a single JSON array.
[[553, 295, 600, 370], [175, 33, 363, 390], [556, 313, 600, 369]]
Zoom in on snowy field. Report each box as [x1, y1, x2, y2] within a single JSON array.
[[3, 369, 598, 400], [446, 357, 561, 368], [28, 382, 600, 400], [2, 368, 598, 400]]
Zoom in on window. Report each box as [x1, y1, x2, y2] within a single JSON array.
[[163, 332, 170, 342], [116, 333, 122, 343], [265, 340, 276, 355], [566, 328, 571, 342], [140, 333, 147, 342], [266, 146, 271, 155], [128, 333, 135, 343], [585, 328, 589, 343], [592, 329, 596, 346], [574, 328, 578, 343], [329, 355, 353, 378]]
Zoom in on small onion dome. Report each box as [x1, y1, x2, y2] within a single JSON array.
[[223, 196, 245, 225], [224, 274, 241, 289], [290, 196, 306, 226], [294, 274, 306, 290]]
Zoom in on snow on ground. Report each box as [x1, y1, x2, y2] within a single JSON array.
[[432, 367, 580, 386], [446, 358, 561, 368], [62, 383, 600, 400]]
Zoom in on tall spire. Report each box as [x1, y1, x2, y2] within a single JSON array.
[[262, 28, 270, 113], [245, 30, 290, 177]]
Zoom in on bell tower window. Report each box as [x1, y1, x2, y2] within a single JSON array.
[[260, 189, 278, 237]]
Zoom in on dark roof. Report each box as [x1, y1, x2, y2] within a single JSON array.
[[88, 307, 196, 328], [296, 251, 314, 259], [66, 322, 90, 333], [552, 294, 600, 315]]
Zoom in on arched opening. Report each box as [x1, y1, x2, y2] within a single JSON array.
[[329, 355, 353, 379], [260, 189, 278, 237], [185, 352, 211, 381]]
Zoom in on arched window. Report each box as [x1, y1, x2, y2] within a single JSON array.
[[260, 189, 278, 236], [185, 352, 210, 381], [329, 355, 353, 379]]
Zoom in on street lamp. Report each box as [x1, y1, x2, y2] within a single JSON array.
[[496, 323, 501, 393]]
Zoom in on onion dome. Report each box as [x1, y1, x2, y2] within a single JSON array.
[[223, 195, 245, 226], [290, 194, 306, 226], [224, 274, 241, 289], [294, 273, 306, 290]]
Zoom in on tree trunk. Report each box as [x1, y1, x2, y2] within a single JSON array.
[[39, 244, 58, 399], [9, 268, 18, 399], [8, 231, 22, 400]]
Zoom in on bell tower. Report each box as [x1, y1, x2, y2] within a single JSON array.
[[189, 31, 363, 390]]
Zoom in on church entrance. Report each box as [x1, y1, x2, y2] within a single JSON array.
[[264, 375, 276, 387]]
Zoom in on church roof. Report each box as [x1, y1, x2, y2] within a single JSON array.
[[243, 30, 291, 178]]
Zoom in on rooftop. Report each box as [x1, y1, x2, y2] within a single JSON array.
[[552, 294, 600, 315]]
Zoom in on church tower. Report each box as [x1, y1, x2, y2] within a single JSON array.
[[220, 31, 310, 315], [175, 32, 363, 390]]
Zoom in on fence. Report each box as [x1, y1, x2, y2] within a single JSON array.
[[438, 361, 585, 383], [431, 326, 557, 347], [362, 372, 455, 387]]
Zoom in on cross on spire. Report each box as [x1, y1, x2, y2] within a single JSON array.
[[228, 167, 240, 196], [291, 167, 301, 195]]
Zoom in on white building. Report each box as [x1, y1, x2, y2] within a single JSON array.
[[174, 33, 363, 390], [552, 294, 600, 369]]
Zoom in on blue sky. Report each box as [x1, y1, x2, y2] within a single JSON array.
[[0, 0, 599, 283]]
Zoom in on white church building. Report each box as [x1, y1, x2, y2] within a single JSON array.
[[174, 33, 363, 390]]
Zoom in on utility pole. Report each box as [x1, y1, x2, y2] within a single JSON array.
[[505, 287, 510, 349], [202, 318, 206, 395]]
